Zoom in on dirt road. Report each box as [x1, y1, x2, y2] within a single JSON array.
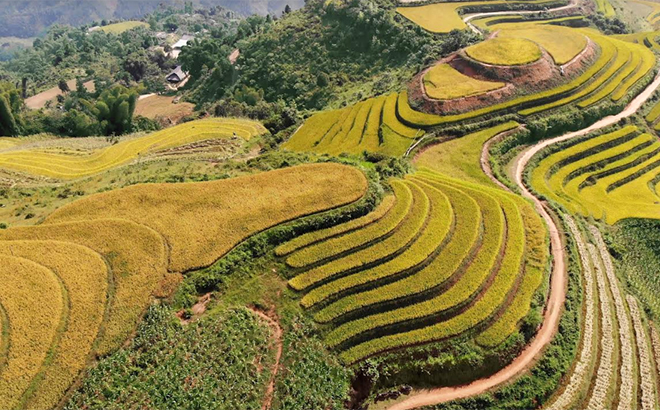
[[387, 73, 660, 410], [249, 307, 283, 410]]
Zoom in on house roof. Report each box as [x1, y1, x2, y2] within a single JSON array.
[[172, 35, 194, 49], [167, 65, 187, 82]]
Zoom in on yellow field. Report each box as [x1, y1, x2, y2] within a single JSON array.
[[530, 126, 660, 223], [466, 37, 542, 66], [135, 95, 195, 121], [0, 241, 108, 410], [0, 255, 63, 410], [45, 163, 367, 272], [396, 0, 560, 33], [98, 21, 149, 34], [423, 64, 505, 100], [415, 122, 520, 187], [0, 118, 267, 179], [0, 162, 369, 407], [497, 25, 588, 65], [0, 219, 168, 355]]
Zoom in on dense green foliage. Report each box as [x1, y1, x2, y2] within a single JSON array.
[[184, 0, 478, 110], [609, 219, 660, 320], [65, 305, 272, 410], [0, 0, 304, 38]]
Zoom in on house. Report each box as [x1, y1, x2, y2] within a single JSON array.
[[166, 66, 188, 83], [170, 35, 194, 59]]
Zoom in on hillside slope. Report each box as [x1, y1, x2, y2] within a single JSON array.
[[0, 0, 305, 37]]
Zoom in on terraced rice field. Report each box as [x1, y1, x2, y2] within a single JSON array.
[[630, 0, 660, 28], [423, 64, 505, 100], [396, 30, 655, 127], [529, 125, 660, 223], [277, 168, 548, 364], [0, 163, 367, 409], [497, 25, 588, 65], [615, 31, 660, 52], [283, 93, 422, 156], [395, 0, 566, 33], [545, 219, 660, 410], [595, 0, 616, 16], [465, 37, 542, 66], [0, 118, 267, 179], [415, 122, 520, 187], [471, 15, 587, 30]]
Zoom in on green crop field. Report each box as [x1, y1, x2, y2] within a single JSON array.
[[423, 64, 505, 100], [465, 37, 542, 66], [530, 126, 660, 223]]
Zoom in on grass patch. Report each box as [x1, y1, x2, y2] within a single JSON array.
[[97, 21, 149, 34]]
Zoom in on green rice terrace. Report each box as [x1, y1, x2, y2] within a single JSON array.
[[2, 0, 660, 409]]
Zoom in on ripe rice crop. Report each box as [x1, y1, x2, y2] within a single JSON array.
[[0, 255, 64, 410], [465, 37, 542, 66], [286, 180, 411, 271], [324, 176, 503, 349], [0, 241, 108, 410], [423, 64, 505, 100], [0, 163, 370, 407], [333, 173, 528, 364], [0, 219, 168, 355], [397, 31, 651, 127], [627, 296, 658, 410], [284, 94, 422, 156], [498, 25, 588, 65], [646, 100, 660, 123], [308, 178, 454, 317], [275, 195, 396, 257], [382, 94, 420, 139], [545, 217, 597, 410], [476, 198, 546, 347], [530, 125, 660, 223], [295, 181, 431, 303], [0, 118, 267, 179], [45, 163, 367, 272], [98, 21, 149, 34], [395, 0, 563, 33]]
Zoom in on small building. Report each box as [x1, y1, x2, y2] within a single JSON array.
[[166, 66, 188, 83], [170, 35, 194, 59]]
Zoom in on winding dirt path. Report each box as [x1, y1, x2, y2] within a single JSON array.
[[387, 72, 660, 410], [249, 307, 283, 410]]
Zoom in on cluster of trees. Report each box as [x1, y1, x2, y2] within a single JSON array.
[[2, 81, 152, 137], [180, 0, 479, 111], [1, 25, 170, 96], [0, 83, 22, 136]]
